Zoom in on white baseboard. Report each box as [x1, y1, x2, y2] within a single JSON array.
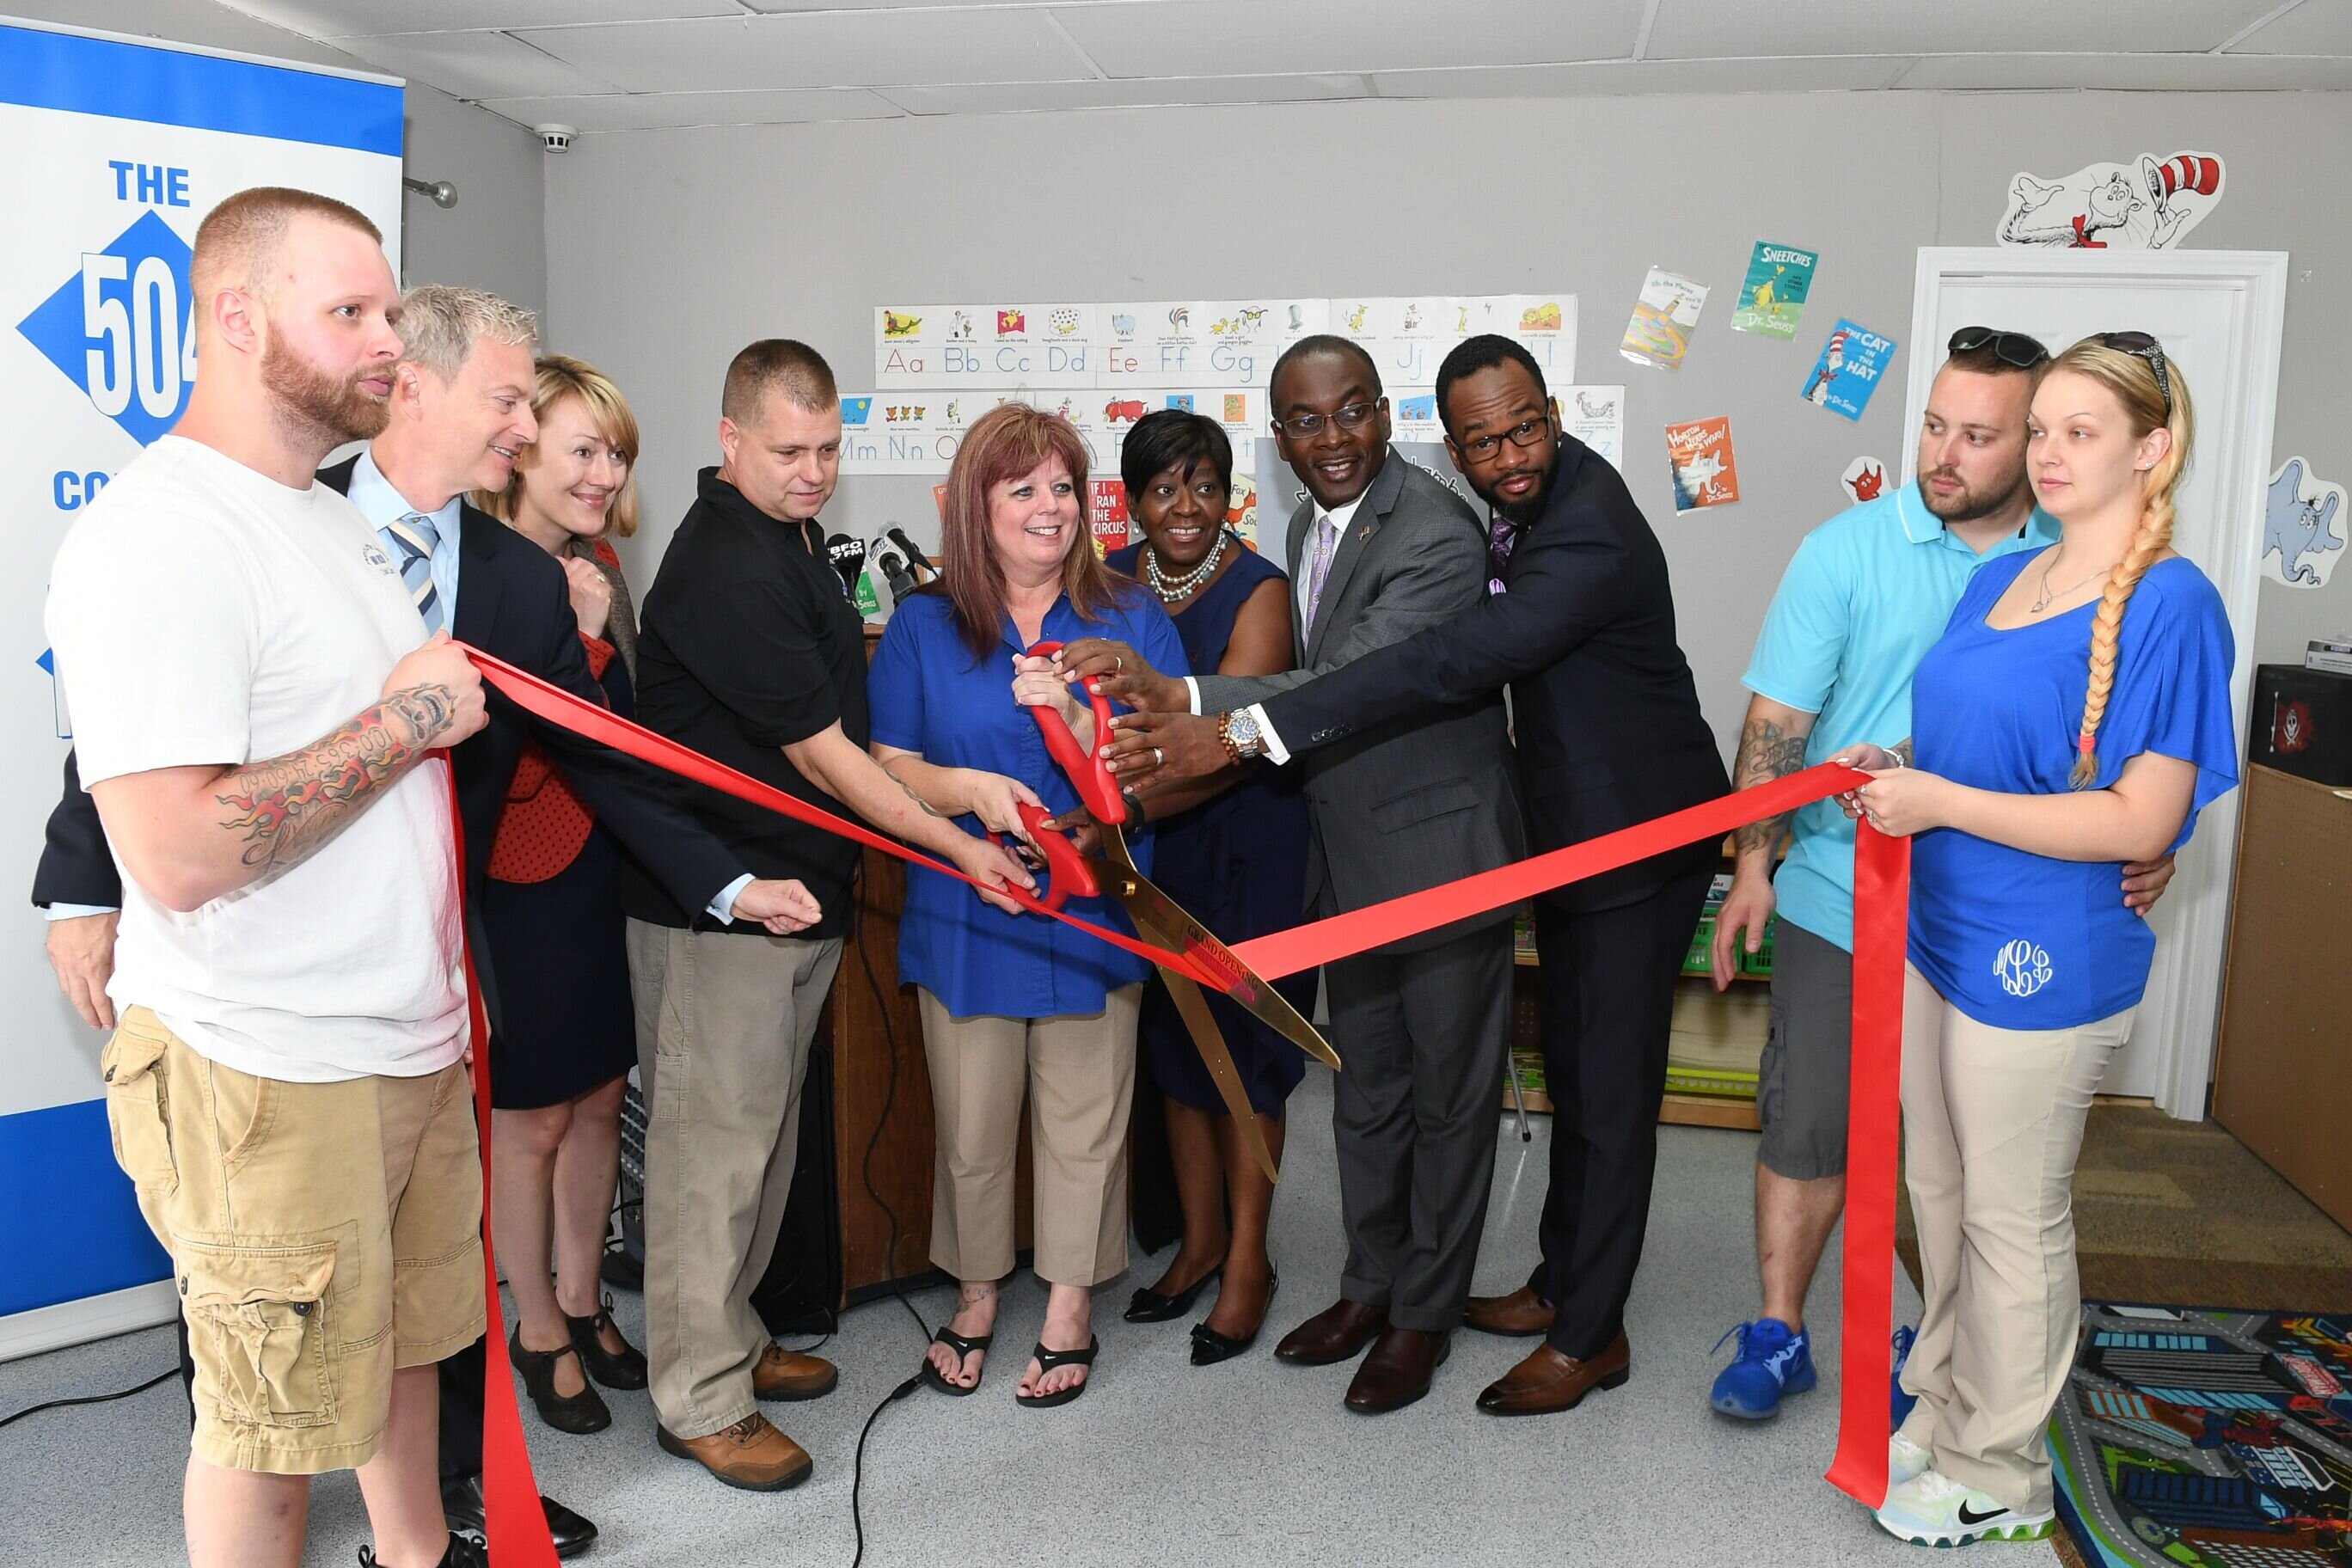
[[0, 1280, 177, 1363]]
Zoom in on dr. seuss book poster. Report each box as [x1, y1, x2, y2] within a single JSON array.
[[1996, 150, 2226, 251], [1730, 242, 1817, 340], [1665, 417, 1739, 511], [1800, 321, 1897, 422], [1619, 268, 1708, 370]]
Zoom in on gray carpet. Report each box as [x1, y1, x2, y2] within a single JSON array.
[[0, 1074, 1937, 1566]]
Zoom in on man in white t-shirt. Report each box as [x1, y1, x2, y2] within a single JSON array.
[[45, 187, 491, 1568]]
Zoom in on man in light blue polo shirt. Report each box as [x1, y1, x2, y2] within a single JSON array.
[[1702, 328, 2177, 1424]]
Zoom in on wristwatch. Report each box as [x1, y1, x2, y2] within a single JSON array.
[[1219, 707, 1265, 763]]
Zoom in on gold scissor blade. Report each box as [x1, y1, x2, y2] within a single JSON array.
[[1161, 971, 1279, 1185], [1092, 843, 1342, 1074]]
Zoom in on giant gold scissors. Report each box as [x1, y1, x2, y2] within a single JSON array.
[[1012, 640, 1338, 1182]]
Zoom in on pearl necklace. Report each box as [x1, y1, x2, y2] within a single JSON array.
[[1142, 530, 1228, 603]]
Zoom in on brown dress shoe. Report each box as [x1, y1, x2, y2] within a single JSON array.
[[1463, 1286, 1553, 1337], [656, 1412, 813, 1491], [1274, 1299, 1389, 1366], [1476, 1332, 1631, 1416], [1344, 1327, 1451, 1414], [753, 1341, 840, 1402]]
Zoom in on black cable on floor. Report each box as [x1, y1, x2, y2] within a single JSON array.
[[0, 1365, 177, 1429], [847, 861, 938, 1568]]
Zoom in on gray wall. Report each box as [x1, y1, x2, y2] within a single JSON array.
[[546, 89, 2352, 758], [29, 3, 548, 322]]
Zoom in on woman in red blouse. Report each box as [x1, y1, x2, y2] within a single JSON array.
[[472, 355, 652, 1433]]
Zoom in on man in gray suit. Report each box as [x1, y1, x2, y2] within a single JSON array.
[[1069, 336, 1522, 1412]]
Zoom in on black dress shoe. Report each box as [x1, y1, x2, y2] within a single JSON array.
[[1125, 1262, 1222, 1323], [440, 1474, 600, 1559], [1190, 1271, 1277, 1366], [508, 1326, 612, 1434], [361, 1531, 489, 1568], [565, 1293, 650, 1390]]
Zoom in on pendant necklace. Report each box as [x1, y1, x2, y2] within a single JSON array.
[[2030, 551, 2113, 614], [1144, 530, 1228, 603]]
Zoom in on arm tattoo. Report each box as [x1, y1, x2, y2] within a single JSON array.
[[215, 683, 456, 874], [879, 765, 945, 819], [1731, 714, 1811, 858]]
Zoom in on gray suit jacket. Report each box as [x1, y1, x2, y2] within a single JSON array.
[[1197, 449, 1522, 949]]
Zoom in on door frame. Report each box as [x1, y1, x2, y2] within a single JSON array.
[[1902, 246, 2288, 1119]]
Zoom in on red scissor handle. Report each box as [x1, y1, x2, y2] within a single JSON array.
[[1021, 639, 1126, 825], [992, 800, 1100, 912]]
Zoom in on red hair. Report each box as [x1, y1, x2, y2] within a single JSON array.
[[931, 402, 1129, 659]]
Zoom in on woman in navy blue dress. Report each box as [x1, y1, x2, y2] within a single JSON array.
[[1099, 411, 1314, 1363]]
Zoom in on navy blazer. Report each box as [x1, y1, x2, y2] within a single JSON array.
[[34, 455, 739, 917], [1257, 437, 1728, 913]]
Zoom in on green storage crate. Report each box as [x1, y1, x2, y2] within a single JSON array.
[[1740, 916, 1777, 978], [1682, 911, 1716, 975]]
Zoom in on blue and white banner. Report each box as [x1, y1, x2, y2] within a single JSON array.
[[0, 18, 402, 1358]]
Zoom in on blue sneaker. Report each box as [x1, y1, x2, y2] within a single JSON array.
[[1709, 1318, 1815, 1419], [1890, 1324, 1919, 1429]]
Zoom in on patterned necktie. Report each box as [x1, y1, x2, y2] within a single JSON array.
[[383, 511, 444, 634], [1487, 512, 1519, 596], [1303, 512, 1339, 631]]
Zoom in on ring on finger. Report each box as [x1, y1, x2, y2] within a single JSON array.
[[1153, 746, 1165, 768], [1115, 655, 1124, 672]]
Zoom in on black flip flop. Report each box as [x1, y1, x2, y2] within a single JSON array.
[[919, 1326, 993, 1397], [1015, 1336, 1099, 1409]]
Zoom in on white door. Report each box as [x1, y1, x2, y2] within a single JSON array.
[[1903, 248, 2288, 1114]]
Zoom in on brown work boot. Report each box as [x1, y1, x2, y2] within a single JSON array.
[[1463, 1285, 1553, 1337], [656, 1412, 813, 1491], [753, 1341, 840, 1402]]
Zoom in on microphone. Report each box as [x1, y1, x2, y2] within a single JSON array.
[[877, 549, 917, 602], [886, 527, 935, 581], [824, 533, 867, 599]]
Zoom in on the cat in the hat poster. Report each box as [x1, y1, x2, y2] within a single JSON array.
[[1998, 150, 2226, 250]]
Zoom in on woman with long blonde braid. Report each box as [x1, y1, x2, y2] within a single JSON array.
[[1831, 334, 2238, 1549]]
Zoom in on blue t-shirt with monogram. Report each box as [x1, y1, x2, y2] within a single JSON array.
[[1908, 553, 2238, 1029]]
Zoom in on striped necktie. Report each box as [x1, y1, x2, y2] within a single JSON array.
[[383, 511, 443, 634], [1303, 512, 1338, 632]]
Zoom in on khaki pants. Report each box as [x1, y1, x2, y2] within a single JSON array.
[[1896, 963, 2134, 1514], [917, 986, 1140, 1287], [626, 919, 842, 1440], [101, 1008, 482, 1475]]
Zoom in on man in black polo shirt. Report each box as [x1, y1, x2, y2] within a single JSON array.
[[623, 340, 1029, 1491]]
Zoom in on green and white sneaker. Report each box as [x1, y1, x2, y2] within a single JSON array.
[[1887, 1431, 1933, 1495], [1874, 1467, 2055, 1547]]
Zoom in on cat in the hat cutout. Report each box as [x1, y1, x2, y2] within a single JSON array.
[[1998, 150, 2225, 251]]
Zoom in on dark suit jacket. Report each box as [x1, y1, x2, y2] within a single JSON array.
[[1195, 449, 1523, 947], [34, 455, 740, 921], [1258, 436, 1728, 914]]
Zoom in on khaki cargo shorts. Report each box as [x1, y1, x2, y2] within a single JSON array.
[[100, 1007, 485, 1475]]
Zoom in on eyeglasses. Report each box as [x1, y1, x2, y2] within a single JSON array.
[[2097, 331, 2174, 416], [1456, 415, 1555, 461], [1947, 326, 2050, 370], [1272, 400, 1381, 439]]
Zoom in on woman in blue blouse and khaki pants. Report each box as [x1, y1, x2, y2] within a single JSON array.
[[867, 403, 1187, 1408], [1837, 336, 2237, 1549]]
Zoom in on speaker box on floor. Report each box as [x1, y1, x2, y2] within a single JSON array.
[[617, 1042, 844, 1338]]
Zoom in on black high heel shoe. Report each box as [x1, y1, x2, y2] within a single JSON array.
[[509, 1325, 612, 1434], [1125, 1261, 1223, 1324], [1190, 1271, 1278, 1366], [564, 1293, 649, 1390]]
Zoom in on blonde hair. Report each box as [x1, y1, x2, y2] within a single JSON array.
[[395, 284, 538, 382], [2049, 335, 2196, 787], [473, 353, 642, 538]]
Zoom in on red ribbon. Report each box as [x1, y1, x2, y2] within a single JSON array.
[[448, 646, 1909, 1559]]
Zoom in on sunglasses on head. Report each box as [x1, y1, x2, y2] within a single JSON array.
[[1947, 326, 2050, 370], [2096, 331, 2173, 416]]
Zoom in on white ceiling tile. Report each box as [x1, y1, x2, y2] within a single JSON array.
[[222, 0, 747, 36], [1372, 55, 1915, 98], [1645, 0, 2287, 60], [1050, 0, 1648, 78], [877, 72, 1369, 114], [476, 87, 902, 131], [1893, 51, 2352, 91], [512, 9, 1097, 92], [2225, 0, 2352, 55], [332, 29, 622, 98]]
